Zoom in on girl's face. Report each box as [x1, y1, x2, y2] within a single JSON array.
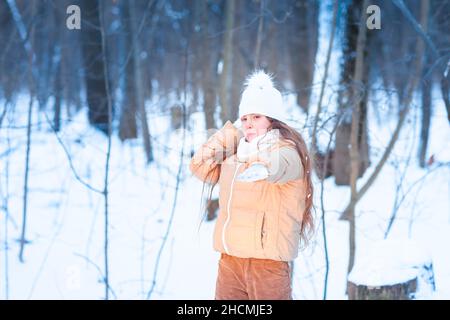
[[240, 113, 272, 142]]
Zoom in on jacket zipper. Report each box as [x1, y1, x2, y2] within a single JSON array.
[[222, 163, 242, 254]]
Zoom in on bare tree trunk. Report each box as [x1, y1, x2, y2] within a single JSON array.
[[99, 1, 113, 300], [289, 0, 319, 112], [253, 0, 265, 69], [202, 78, 217, 130], [0, 100, 8, 129], [310, 0, 340, 299], [51, 4, 62, 132], [189, 0, 202, 117], [392, 0, 449, 123], [60, 15, 81, 120], [33, 1, 51, 113], [347, 0, 370, 275], [198, 0, 218, 130], [230, 0, 247, 120], [443, 61, 450, 122], [334, 0, 371, 186], [419, 54, 432, 167], [118, 1, 138, 141], [311, 0, 338, 158], [129, 0, 153, 163], [219, 0, 235, 124], [53, 60, 62, 132], [320, 116, 342, 299], [10, 0, 39, 263], [19, 97, 33, 263], [334, 0, 359, 186], [80, 0, 110, 134]]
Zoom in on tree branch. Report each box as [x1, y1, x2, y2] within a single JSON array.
[[99, 0, 113, 301], [311, 0, 339, 156], [392, 0, 450, 123], [341, 0, 429, 220]]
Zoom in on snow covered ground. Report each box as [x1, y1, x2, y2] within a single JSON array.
[[1, 1, 449, 300], [0, 88, 448, 300]]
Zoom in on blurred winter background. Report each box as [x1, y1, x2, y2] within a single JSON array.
[[0, 0, 449, 299]]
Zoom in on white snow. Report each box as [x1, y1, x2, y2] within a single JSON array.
[[0, 0, 449, 300], [348, 239, 431, 286]]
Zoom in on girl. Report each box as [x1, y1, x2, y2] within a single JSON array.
[[190, 70, 314, 300]]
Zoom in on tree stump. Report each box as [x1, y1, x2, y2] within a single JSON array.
[[348, 278, 417, 300], [170, 105, 183, 130], [347, 239, 434, 300]]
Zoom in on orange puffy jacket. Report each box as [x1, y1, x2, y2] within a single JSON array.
[[190, 121, 307, 261]]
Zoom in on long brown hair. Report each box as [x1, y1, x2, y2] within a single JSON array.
[[269, 118, 315, 247], [201, 119, 315, 247]]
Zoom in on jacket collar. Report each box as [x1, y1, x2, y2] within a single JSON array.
[[236, 129, 280, 162]]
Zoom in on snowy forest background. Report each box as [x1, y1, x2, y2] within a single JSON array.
[[0, 0, 449, 299]]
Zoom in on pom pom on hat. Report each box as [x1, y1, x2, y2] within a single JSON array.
[[244, 70, 275, 90], [238, 70, 285, 123]]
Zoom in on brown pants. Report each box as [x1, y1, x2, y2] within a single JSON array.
[[215, 253, 292, 300]]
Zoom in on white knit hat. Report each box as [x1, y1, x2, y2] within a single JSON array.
[[237, 70, 285, 123]]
